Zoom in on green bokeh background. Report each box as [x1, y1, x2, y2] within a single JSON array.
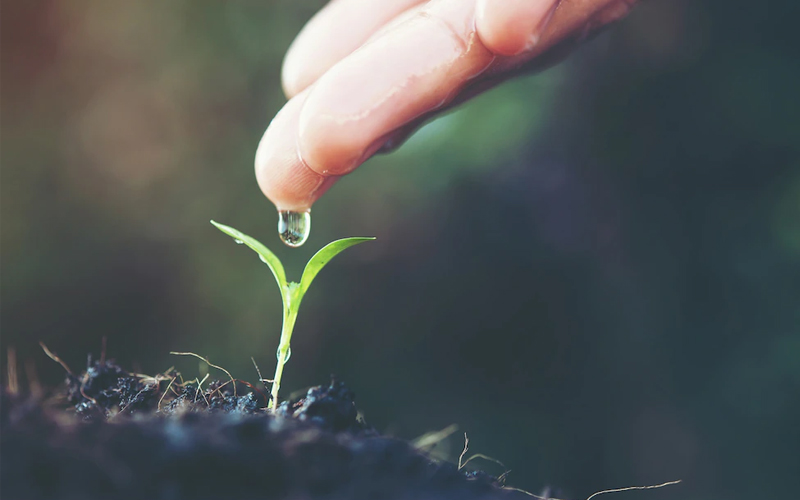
[[2, 1, 799, 499]]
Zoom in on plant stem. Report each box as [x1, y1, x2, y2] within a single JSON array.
[[269, 306, 298, 410]]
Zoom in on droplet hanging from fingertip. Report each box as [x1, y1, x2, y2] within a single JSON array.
[[278, 210, 311, 248]]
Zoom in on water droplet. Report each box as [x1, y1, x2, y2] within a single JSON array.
[[276, 346, 291, 363], [277, 210, 311, 248], [234, 239, 244, 245], [259, 254, 268, 264]]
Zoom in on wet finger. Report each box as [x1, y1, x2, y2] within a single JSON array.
[[263, 0, 640, 211], [255, 89, 338, 211], [376, 0, 639, 154], [475, 0, 562, 57], [485, 0, 638, 76], [296, 0, 496, 177], [282, 0, 425, 97]]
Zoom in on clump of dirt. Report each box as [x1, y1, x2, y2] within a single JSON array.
[[1, 358, 525, 500], [65, 359, 162, 420], [276, 378, 369, 433], [62, 357, 266, 420], [62, 358, 366, 433]]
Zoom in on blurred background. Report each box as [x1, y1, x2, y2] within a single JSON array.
[[2, 0, 799, 498]]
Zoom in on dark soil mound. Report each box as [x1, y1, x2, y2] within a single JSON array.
[[1, 359, 528, 500]]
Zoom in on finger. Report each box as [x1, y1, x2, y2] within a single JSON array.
[[262, 0, 639, 210], [485, 0, 638, 75], [377, 0, 638, 154], [255, 89, 338, 211], [296, 0, 496, 177], [282, 0, 425, 98], [362, 2, 429, 45], [475, 0, 562, 57]]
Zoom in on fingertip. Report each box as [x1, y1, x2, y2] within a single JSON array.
[[255, 92, 334, 211], [280, 2, 344, 98], [255, 139, 328, 212], [281, 47, 308, 99], [296, 102, 367, 178]]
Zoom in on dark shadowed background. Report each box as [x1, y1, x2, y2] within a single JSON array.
[[2, 1, 799, 499]]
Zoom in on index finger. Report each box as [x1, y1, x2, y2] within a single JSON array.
[[259, 0, 636, 211], [282, 0, 425, 97]]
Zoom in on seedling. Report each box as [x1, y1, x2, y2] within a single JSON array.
[[211, 220, 373, 410]]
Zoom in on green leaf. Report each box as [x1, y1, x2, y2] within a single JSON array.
[[298, 237, 375, 297], [210, 221, 287, 291]]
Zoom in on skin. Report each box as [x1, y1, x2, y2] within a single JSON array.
[[256, 0, 639, 211]]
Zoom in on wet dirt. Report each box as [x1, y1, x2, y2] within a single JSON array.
[[1, 358, 530, 500]]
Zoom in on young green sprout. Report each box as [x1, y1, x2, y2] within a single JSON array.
[[211, 220, 374, 410]]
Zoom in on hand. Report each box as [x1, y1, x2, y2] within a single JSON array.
[[256, 0, 638, 211]]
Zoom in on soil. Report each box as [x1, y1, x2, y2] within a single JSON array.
[[1, 357, 531, 500]]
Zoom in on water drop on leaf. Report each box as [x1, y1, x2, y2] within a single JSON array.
[[276, 346, 291, 363]]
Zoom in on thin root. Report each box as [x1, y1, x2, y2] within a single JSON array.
[[502, 479, 682, 500], [194, 374, 210, 404], [79, 372, 98, 406], [497, 469, 511, 485], [412, 424, 459, 450], [6, 347, 18, 395], [585, 481, 683, 500], [158, 375, 177, 411], [39, 342, 74, 376], [236, 379, 268, 406], [460, 453, 506, 471], [251, 357, 274, 386], [458, 433, 470, 470], [208, 379, 233, 399], [456, 432, 505, 471], [170, 351, 236, 396]]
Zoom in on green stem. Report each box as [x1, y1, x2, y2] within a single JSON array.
[[269, 305, 298, 410]]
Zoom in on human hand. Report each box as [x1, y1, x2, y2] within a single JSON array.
[[256, 0, 638, 213]]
